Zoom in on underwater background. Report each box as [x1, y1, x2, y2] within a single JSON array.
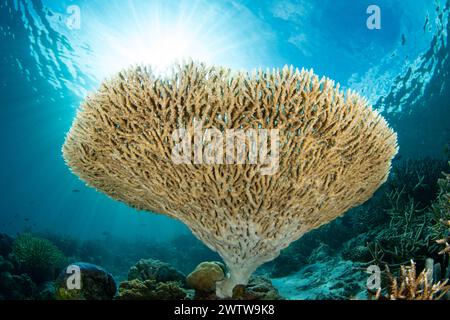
[[0, 0, 449, 300]]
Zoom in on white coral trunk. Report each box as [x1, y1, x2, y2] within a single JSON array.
[[215, 264, 257, 298]]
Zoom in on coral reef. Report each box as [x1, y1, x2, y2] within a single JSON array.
[[55, 262, 116, 300], [2, 159, 446, 300], [430, 165, 450, 251], [128, 258, 186, 285], [115, 259, 282, 300], [39, 232, 81, 258], [372, 261, 450, 300], [63, 61, 398, 297], [117, 259, 189, 300], [386, 158, 447, 207], [369, 189, 433, 265], [343, 159, 449, 267], [116, 279, 187, 300], [41, 231, 219, 279], [12, 233, 66, 283], [0, 234, 51, 300], [266, 158, 449, 299], [1, 230, 222, 300]]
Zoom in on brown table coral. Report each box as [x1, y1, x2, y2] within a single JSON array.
[[63, 61, 398, 297]]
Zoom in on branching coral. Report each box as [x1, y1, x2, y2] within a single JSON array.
[[367, 190, 433, 266], [63, 61, 398, 297], [386, 158, 448, 207], [373, 261, 450, 300], [430, 164, 450, 248], [436, 220, 450, 255], [363, 161, 449, 267]]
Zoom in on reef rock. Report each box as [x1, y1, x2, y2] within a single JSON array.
[[0, 272, 36, 300], [232, 276, 283, 300], [36, 281, 56, 300], [186, 262, 225, 293], [128, 258, 186, 285], [0, 256, 14, 274], [55, 262, 116, 300], [116, 279, 187, 300]]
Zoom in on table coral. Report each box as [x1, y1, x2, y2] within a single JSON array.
[[63, 61, 398, 297]]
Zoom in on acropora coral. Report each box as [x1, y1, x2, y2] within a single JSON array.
[[430, 163, 450, 251], [63, 61, 398, 297], [436, 220, 450, 256], [349, 160, 450, 267], [374, 261, 450, 300]]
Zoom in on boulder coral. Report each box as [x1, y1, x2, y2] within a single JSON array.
[[186, 261, 225, 295], [63, 61, 398, 297], [127, 258, 186, 285], [55, 262, 116, 300]]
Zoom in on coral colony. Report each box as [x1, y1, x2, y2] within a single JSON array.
[[171, 118, 280, 176], [63, 61, 398, 297]]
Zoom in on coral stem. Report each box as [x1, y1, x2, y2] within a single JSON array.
[[215, 265, 255, 298]]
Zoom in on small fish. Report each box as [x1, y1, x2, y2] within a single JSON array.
[[24, 218, 30, 222], [401, 34, 406, 46], [72, 189, 81, 193], [393, 154, 403, 162], [423, 14, 429, 32]]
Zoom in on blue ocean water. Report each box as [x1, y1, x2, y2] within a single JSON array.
[[0, 0, 449, 300]]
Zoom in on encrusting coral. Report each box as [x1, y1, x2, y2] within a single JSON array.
[[63, 61, 398, 297]]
